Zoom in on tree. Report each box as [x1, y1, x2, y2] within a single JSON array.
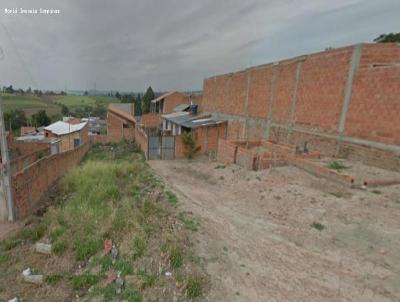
[[135, 94, 142, 116], [84, 91, 89, 96], [32, 110, 51, 127], [374, 32, 400, 43], [141, 86, 155, 114], [115, 92, 121, 99], [61, 104, 69, 116], [4, 109, 27, 131], [92, 103, 107, 119]]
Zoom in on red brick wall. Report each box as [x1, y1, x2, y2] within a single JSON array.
[[345, 43, 400, 145], [107, 110, 135, 142], [10, 147, 51, 175], [202, 43, 400, 170], [12, 143, 89, 219], [140, 113, 161, 128], [163, 92, 190, 114], [11, 141, 50, 157], [217, 139, 238, 164], [134, 127, 148, 159], [295, 47, 352, 133]]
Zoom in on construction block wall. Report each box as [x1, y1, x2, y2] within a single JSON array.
[[203, 43, 400, 170], [12, 143, 89, 219]]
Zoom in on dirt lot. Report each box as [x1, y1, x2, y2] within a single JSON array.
[[150, 159, 400, 302]]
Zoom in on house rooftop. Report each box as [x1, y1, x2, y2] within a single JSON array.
[[151, 91, 178, 104], [44, 121, 87, 136], [162, 112, 226, 129]]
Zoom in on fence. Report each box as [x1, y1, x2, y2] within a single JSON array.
[[12, 143, 90, 219]]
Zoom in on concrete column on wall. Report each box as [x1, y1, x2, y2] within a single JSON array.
[[287, 58, 305, 143], [244, 70, 251, 141], [336, 44, 363, 155], [265, 63, 279, 140]]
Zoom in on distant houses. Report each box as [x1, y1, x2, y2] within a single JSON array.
[[44, 121, 88, 153]]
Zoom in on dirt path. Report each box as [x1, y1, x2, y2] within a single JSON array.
[[149, 159, 400, 302], [0, 222, 21, 241]]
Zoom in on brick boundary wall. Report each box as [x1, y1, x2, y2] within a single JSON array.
[[12, 143, 90, 219], [10, 147, 51, 175], [89, 134, 109, 145], [134, 127, 149, 159], [203, 43, 400, 171]]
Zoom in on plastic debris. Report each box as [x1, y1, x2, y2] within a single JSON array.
[[22, 267, 32, 276], [115, 271, 124, 294], [8, 298, 19, 302], [111, 244, 118, 259], [165, 271, 172, 277]]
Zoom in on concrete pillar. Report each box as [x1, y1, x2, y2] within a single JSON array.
[[265, 64, 279, 140], [287, 60, 304, 143], [336, 44, 363, 155], [244, 70, 251, 140]]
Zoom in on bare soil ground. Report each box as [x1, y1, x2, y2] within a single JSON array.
[[0, 222, 22, 241], [149, 159, 400, 302]]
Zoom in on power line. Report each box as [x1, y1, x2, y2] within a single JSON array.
[[1, 23, 39, 88]]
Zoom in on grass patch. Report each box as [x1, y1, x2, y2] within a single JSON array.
[[178, 212, 199, 232], [45, 274, 64, 285], [186, 275, 203, 299], [0, 253, 10, 264], [327, 161, 350, 171], [0, 142, 208, 301], [72, 273, 100, 291], [372, 190, 382, 195], [165, 190, 178, 206], [311, 222, 325, 231], [115, 259, 134, 275], [132, 237, 147, 260], [53, 239, 68, 256], [74, 237, 102, 261], [162, 243, 183, 269]]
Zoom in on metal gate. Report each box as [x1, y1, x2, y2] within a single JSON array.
[[148, 135, 175, 160]]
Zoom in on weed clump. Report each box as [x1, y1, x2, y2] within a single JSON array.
[[181, 131, 200, 159], [311, 222, 325, 231], [327, 161, 349, 171], [186, 275, 203, 299]]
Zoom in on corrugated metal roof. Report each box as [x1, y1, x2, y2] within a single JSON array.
[[162, 113, 226, 129], [44, 121, 87, 136]]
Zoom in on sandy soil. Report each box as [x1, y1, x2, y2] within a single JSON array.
[[0, 221, 21, 241], [149, 159, 400, 302]]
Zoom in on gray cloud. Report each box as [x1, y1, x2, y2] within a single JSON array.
[[0, 0, 399, 91]]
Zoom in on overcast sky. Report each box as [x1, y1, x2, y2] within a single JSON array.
[[0, 0, 399, 92]]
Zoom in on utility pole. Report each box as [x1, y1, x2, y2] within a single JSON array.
[[0, 94, 16, 221]]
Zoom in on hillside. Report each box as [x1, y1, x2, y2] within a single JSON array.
[[0, 142, 207, 301], [1, 94, 120, 118]]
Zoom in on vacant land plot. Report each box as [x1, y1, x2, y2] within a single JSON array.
[[150, 159, 400, 302], [0, 143, 207, 301], [1, 94, 61, 116], [53, 95, 119, 110]]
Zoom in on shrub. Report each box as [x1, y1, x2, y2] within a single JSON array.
[[181, 131, 200, 159]]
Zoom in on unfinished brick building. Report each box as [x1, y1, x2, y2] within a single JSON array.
[[201, 43, 400, 172]]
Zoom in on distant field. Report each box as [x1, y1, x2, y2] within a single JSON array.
[[52, 95, 119, 109], [1, 94, 61, 117], [0, 94, 120, 117]]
